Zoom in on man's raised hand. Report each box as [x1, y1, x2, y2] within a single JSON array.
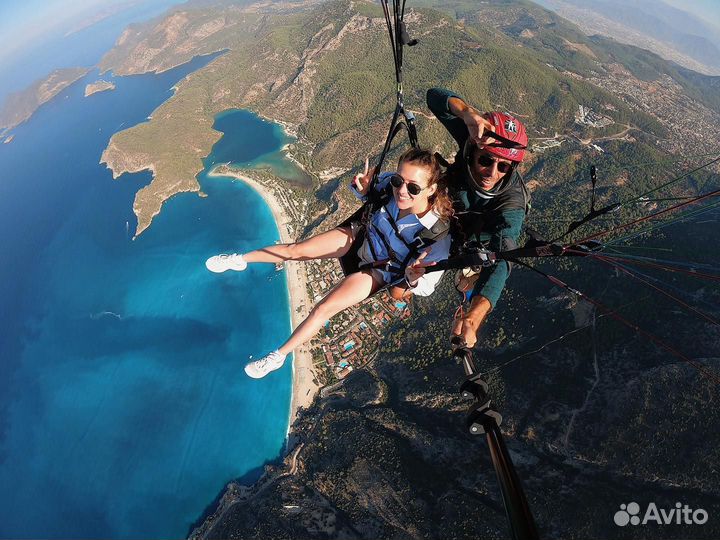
[[462, 108, 497, 147]]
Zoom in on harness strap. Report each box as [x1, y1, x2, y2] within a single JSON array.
[[426, 240, 604, 273], [363, 212, 450, 280], [362, 0, 419, 225], [367, 216, 400, 264]]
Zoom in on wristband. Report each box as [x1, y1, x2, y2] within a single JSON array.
[[404, 276, 419, 289]]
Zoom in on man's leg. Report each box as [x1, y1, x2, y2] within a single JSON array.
[[453, 295, 492, 348], [451, 236, 516, 348]]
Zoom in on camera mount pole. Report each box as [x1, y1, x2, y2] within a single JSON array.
[[452, 338, 539, 540]]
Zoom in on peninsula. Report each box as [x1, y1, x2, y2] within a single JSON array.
[[84, 80, 116, 97], [0, 67, 90, 131], [97, 0, 394, 237]]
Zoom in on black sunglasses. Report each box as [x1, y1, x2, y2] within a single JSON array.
[[389, 173, 425, 196], [476, 153, 514, 174]]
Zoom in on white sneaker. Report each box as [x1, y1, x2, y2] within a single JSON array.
[[244, 350, 287, 379], [206, 253, 247, 273]]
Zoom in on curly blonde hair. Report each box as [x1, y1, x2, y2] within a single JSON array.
[[397, 148, 454, 221]]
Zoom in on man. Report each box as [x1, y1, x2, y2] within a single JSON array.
[[426, 88, 529, 348]]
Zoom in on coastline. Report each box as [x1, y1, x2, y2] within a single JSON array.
[[206, 166, 318, 428]]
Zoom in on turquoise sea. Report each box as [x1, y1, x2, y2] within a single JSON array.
[[0, 55, 299, 538]]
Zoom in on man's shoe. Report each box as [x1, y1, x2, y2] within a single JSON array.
[[206, 253, 247, 273], [244, 350, 287, 379]]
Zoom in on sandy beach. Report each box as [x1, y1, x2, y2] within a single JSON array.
[[207, 166, 319, 427]]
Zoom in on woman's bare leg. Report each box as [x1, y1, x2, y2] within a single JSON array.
[[243, 227, 354, 264], [278, 271, 383, 355]]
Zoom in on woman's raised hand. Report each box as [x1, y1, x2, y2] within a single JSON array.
[[405, 249, 436, 287], [353, 156, 376, 196]]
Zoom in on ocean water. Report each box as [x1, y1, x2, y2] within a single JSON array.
[[0, 55, 294, 538]]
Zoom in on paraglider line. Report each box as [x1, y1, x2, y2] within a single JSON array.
[[591, 255, 720, 327], [512, 260, 720, 386], [566, 251, 720, 283], [574, 187, 720, 244]]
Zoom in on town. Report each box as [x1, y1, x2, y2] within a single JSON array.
[[302, 256, 411, 383]]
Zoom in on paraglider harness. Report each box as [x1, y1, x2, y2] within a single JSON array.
[[338, 182, 450, 285], [337, 0, 449, 288], [425, 164, 617, 279], [435, 135, 532, 307]]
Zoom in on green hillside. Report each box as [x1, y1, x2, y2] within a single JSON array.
[[0, 67, 90, 131], [101, 0, 675, 190]]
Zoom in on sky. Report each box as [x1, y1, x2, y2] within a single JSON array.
[[662, 0, 720, 29], [0, 0, 189, 101], [0, 0, 126, 60]]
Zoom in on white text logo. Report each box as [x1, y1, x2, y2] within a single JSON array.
[[614, 502, 708, 526]]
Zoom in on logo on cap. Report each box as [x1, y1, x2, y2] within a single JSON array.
[[504, 119, 518, 133]]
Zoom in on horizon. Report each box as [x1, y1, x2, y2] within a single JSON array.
[[662, 0, 720, 29], [0, 0, 188, 71], [530, 0, 720, 30], [2, 0, 719, 62]]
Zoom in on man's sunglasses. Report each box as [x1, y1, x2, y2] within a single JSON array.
[[390, 173, 426, 196], [476, 153, 514, 174]]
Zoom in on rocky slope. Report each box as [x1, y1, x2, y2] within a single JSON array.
[[0, 67, 90, 130]]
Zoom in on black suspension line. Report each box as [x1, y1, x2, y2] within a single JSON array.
[[374, 0, 418, 173], [549, 154, 720, 243]]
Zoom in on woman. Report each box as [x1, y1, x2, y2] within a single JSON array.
[[206, 148, 453, 379]]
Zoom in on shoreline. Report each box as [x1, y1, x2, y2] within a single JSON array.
[[206, 166, 319, 429]]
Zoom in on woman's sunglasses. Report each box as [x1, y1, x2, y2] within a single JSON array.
[[476, 153, 514, 174], [390, 173, 426, 196]]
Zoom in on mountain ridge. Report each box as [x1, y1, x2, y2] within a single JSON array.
[[531, 0, 720, 75]]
